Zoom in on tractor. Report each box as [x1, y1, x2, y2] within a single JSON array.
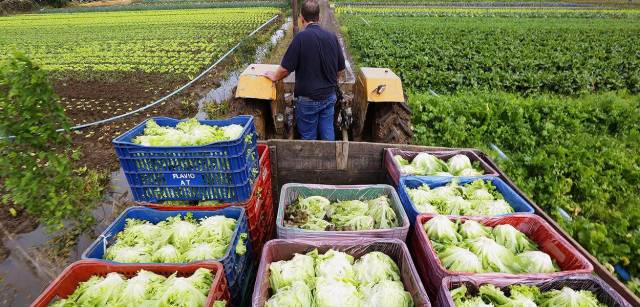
[[231, 63, 413, 143]]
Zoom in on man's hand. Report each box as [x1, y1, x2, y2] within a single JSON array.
[[264, 70, 278, 82], [263, 66, 289, 82]]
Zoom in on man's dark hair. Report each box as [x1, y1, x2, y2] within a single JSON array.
[[301, 0, 320, 22]]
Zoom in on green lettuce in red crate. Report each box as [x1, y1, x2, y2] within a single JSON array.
[[423, 217, 559, 274], [50, 268, 222, 307], [451, 283, 605, 307]]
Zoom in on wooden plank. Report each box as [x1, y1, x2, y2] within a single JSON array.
[[336, 141, 349, 170], [275, 141, 337, 170]]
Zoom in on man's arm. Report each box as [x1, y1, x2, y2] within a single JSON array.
[[264, 66, 290, 82], [265, 35, 299, 82]]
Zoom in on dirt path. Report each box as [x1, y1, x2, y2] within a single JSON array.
[[320, 0, 356, 84]]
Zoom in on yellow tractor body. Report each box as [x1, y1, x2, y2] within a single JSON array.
[[233, 64, 411, 143]]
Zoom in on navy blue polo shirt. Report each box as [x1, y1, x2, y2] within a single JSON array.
[[281, 23, 346, 100]]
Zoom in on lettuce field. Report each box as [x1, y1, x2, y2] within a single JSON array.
[[0, 7, 279, 77], [340, 7, 640, 292], [341, 15, 640, 95]]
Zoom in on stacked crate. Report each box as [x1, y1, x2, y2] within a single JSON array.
[[384, 147, 609, 304], [34, 116, 272, 307]]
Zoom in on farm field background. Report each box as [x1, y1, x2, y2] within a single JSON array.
[[0, 6, 280, 135], [0, 6, 281, 170], [339, 6, 640, 292]]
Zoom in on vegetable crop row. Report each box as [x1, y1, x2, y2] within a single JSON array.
[[340, 15, 640, 95], [0, 7, 280, 77], [337, 6, 640, 18]]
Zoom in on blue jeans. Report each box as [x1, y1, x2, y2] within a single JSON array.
[[296, 94, 336, 141]]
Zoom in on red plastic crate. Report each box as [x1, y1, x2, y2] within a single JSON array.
[[253, 238, 431, 306], [144, 144, 272, 258], [31, 260, 230, 307], [384, 148, 499, 186], [412, 214, 594, 298], [253, 192, 275, 258]]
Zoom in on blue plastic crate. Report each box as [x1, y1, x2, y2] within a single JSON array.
[[112, 116, 259, 202], [397, 176, 535, 225], [81, 206, 252, 303]]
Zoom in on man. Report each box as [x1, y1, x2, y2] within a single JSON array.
[[264, 0, 345, 141]]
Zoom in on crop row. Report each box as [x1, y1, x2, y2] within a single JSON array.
[[337, 6, 640, 18], [0, 7, 280, 77], [340, 15, 640, 95]]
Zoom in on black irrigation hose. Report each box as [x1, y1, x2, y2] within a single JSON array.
[[1, 14, 280, 140]]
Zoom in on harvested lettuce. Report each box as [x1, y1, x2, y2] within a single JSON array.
[[315, 277, 362, 307], [316, 249, 355, 280], [269, 252, 316, 290], [367, 196, 399, 229], [104, 213, 238, 264], [459, 220, 490, 239], [353, 251, 400, 285], [539, 287, 603, 307], [407, 179, 513, 216], [424, 218, 558, 274], [157, 268, 213, 307], [51, 269, 215, 307], [266, 249, 410, 307], [285, 194, 399, 231], [439, 246, 484, 273], [153, 244, 182, 263], [133, 118, 242, 146], [452, 283, 605, 307], [394, 153, 483, 176], [265, 281, 313, 307], [424, 215, 459, 243], [516, 251, 558, 273], [360, 280, 413, 307], [466, 237, 518, 273], [493, 224, 537, 253]]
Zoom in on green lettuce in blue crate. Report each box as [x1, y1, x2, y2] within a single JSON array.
[[406, 179, 513, 216], [133, 118, 243, 146], [104, 214, 240, 263]]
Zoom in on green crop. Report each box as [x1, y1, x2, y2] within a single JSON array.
[[341, 15, 640, 95], [0, 7, 280, 78]]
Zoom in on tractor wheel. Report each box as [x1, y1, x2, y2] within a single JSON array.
[[228, 96, 270, 140], [372, 102, 413, 144]]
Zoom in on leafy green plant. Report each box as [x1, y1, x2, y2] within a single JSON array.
[[341, 15, 640, 95], [409, 91, 640, 290], [0, 8, 280, 78], [0, 52, 104, 230]]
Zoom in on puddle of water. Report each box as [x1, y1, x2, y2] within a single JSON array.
[[196, 18, 292, 120], [0, 170, 130, 306]]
